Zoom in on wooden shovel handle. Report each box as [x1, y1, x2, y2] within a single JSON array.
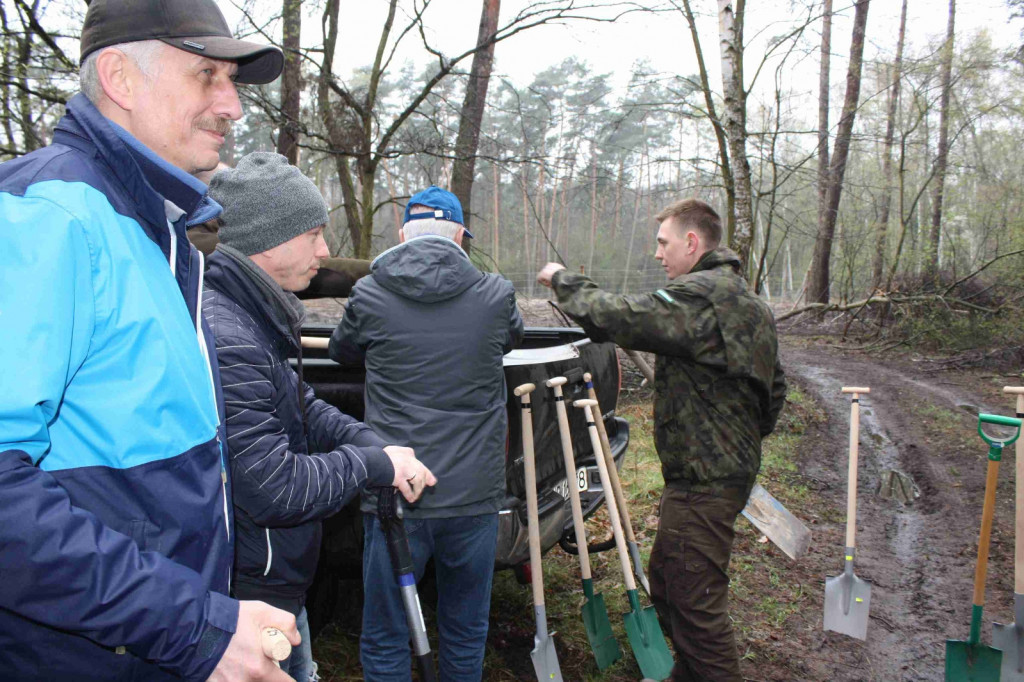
[[583, 373, 637, 544], [974, 458, 1001, 607], [516, 384, 545, 608], [261, 627, 291, 664], [576, 400, 636, 591], [300, 336, 329, 350], [841, 387, 870, 394], [845, 389, 866, 548], [1005, 387, 1024, 592], [548, 379, 592, 578], [625, 349, 655, 385]]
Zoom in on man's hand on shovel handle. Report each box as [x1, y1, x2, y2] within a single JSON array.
[[385, 445, 437, 503], [207, 600, 299, 682]]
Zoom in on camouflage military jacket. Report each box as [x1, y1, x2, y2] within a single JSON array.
[[552, 247, 786, 501]]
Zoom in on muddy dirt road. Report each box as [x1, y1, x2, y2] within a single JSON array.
[[773, 339, 1021, 681]]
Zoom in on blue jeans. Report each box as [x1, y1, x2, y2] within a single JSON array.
[[281, 606, 312, 682], [360, 513, 499, 682]]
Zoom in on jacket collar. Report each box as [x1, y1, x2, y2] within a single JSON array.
[[52, 94, 220, 231], [691, 247, 743, 275], [205, 247, 301, 356]]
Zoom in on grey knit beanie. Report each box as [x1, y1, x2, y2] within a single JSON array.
[[209, 152, 329, 256]]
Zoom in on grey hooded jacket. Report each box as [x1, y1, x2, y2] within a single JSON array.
[[329, 236, 525, 518]]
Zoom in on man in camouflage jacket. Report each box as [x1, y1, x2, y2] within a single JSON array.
[[537, 198, 786, 681]]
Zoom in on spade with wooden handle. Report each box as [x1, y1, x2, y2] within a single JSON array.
[[515, 382, 564, 682], [946, 413, 1022, 681], [994, 387, 1024, 680], [582, 371, 651, 597], [575, 398, 674, 681], [824, 387, 872, 641], [546, 376, 621, 671]]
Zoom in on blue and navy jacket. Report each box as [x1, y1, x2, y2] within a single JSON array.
[[0, 94, 236, 681]]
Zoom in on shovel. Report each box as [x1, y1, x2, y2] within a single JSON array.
[[946, 413, 1022, 681], [515, 382, 564, 682], [995, 387, 1024, 680], [582, 371, 651, 596], [575, 398, 674, 681], [824, 387, 872, 640], [547, 376, 621, 671], [377, 487, 437, 682], [622, 345, 811, 561]]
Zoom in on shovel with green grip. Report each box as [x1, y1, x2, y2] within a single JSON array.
[[546, 377, 621, 671], [824, 387, 872, 640], [575, 398, 674, 681], [994, 387, 1024, 680], [582, 372, 651, 597], [515, 382, 564, 682], [946, 412, 1023, 681]]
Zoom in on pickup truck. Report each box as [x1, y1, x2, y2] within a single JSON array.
[[297, 323, 630, 635]]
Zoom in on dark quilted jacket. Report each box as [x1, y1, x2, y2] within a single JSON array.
[[202, 250, 395, 614]]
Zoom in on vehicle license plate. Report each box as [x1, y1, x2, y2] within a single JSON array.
[[553, 467, 589, 499]]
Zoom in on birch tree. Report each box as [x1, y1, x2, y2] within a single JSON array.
[[717, 0, 755, 265]]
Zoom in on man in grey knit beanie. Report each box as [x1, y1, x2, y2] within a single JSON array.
[[212, 151, 329, 256], [201, 152, 435, 682]]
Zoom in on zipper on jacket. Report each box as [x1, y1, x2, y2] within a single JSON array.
[[194, 246, 232, 546], [167, 219, 177, 277], [264, 528, 273, 576]]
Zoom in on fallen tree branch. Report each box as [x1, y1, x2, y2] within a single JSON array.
[[776, 293, 1000, 323], [942, 248, 1024, 297]]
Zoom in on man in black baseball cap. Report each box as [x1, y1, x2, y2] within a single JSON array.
[[81, 0, 283, 85], [0, 1, 295, 681]]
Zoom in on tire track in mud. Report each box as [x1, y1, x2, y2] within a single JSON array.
[[782, 345, 1011, 681]]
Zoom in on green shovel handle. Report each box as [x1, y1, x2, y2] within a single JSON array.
[[978, 413, 1022, 458]]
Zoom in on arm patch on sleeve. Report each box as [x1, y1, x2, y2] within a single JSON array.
[[655, 289, 675, 304]]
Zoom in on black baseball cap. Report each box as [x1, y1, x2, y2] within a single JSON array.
[[81, 0, 284, 85]]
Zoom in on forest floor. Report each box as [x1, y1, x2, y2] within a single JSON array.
[[307, 307, 1024, 681]]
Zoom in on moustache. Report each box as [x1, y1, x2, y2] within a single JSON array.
[[195, 117, 232, 136]]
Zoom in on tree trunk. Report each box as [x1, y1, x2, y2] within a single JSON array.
[[872, 0, 907, 291], [492, 163, 500, 267], [276, 0, 301, 164], [611, 157, 624, 244], [588, 151, 597, 273], [816, 0, 832, 282], [807, 0, 870, 304], [717, 0, 754, 266], [16, 2, 38, 152], [450, 0, 501, 252], [622, 133, 647, 293], [0, 5, 16, 151], [925, 0, 955, 283], [681, 0, 735, 244]]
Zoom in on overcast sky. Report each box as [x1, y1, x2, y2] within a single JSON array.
[[222, 0, 1018, 105]]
